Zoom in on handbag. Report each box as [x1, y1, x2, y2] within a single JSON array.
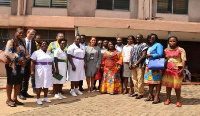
[[94, 70, 102, 80], [0, 50, 10, 64], [148, 58, 166, 70]]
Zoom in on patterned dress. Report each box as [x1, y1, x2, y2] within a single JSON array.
[[100, 50, 123, 94], [144, 43, 164, 84], [162, 47, 187, 89]]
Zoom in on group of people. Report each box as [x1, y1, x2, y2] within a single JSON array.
[[3, 28, 186, 108]]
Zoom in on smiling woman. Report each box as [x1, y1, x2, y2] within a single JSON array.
[[30, 41, 54, 105]]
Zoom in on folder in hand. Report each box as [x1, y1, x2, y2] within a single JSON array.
[[53, 74, 63, 81]]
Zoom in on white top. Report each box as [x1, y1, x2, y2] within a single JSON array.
[[53, 48, 67, 84], [115, 44, 124, 53], [67, 43, 86, 81], [25, 37, 32, 54], [122, 44, 133, 62], [31, 49, 53, 88]]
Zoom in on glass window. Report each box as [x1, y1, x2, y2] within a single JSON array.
[[157, 0, 188, 14], [0, 0, 11, 6], [0, 28, 9, 49], [34, 0, 67, 8], [35, 30, 66, 42], [97, 0, 130, 11]]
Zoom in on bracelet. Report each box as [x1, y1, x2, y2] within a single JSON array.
[[134, 64, 137, 67]]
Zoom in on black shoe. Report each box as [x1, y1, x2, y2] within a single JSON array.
[[18, 94, 26, 100], [135, 95, 143, 99], [14, 100, 24, 105], [130, 93, 138, 97], [79, 87, 84, 91], [24, 93, 34, 98]]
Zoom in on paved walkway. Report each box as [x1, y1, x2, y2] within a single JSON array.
[[0, 78, 200, 116]]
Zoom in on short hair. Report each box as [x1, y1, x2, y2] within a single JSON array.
[[80, 34, 86, 38], [58, 38, 67, 44], [136, 34, 143, 39], [128, 35, 135, 43], [107, 41, 116, 51], [116, 37, 122, 40], [147, 33, 159, 44], [40, 40, 49, 45], [36, 35, 41, 38], [16, 27, 23, 32], [57, 33, 64, 37], [27, 29, 36, 34], [167, 36, 179, 44]]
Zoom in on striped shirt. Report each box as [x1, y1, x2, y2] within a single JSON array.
[[130, 43, 148, 66]]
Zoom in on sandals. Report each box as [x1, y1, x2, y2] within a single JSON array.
[[164, 100, 171, 105], [144, 95, 154, 101], [176, 102, 182, 107], [6, 101, 16, 107]]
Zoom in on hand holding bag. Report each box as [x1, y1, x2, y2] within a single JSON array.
[[148, 58, 166, 70], [94, 69, 102, 80]]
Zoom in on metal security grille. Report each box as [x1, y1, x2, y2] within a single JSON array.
[[157, 0, 188, 14], [0, 28, 9, 49], [35, 30, 66, 42], [114, 0, 129, 10], [0, 0, 11, 6], [97, 0, 130, 11], [34, 0, 67, 8]]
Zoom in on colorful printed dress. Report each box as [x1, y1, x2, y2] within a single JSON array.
[[144, 43, 164, 84], [100, 50, 123, 94], [162, 47, 187, 89]]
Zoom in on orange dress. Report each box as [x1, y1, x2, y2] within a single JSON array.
[[100, 50, 123, 94], [162, 47, 186, 89]]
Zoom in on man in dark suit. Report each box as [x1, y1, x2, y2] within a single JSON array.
[[19, 29, 37, 100]]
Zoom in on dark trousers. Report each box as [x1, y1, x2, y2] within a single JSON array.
[[79, 80, 83, 88], [19, 60, 31, 95], [31, 76, 36, 92]]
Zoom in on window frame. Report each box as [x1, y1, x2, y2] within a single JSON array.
[[0, 0, 11, 6], [157, 0, 188, 15], [96, 0, 130, 11], [33, 0, 68, 8]]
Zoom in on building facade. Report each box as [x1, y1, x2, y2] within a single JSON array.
[[0, 0, 200, 76]]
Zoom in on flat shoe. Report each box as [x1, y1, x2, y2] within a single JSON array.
[[135, 95, 143, 99], [164, 100, 171, 105], [14, 100, 24, 105], [6, 101, 16, 107], [176, 102, 182, 107], [130, 94, 138, 97], [152, 99, 160, 104]]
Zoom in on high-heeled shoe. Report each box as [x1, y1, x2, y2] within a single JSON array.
[[144, 95, 154, 101], [164, 100, 171, 105], [152, 99, 160, 104]]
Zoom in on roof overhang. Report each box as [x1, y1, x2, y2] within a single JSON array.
[[1, 15, 200, 41], [75, 17, 200, 42]]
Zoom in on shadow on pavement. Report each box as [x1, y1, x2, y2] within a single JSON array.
[[21, 88, 103, 108]]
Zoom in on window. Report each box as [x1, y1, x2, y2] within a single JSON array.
[[97, 0, 130, 11], [0, 0, 11, 6], [0, 28, 9, 49], [35, 30, 66, 42], [157, 0, 188, 14], [34, 0, 67, 8]]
